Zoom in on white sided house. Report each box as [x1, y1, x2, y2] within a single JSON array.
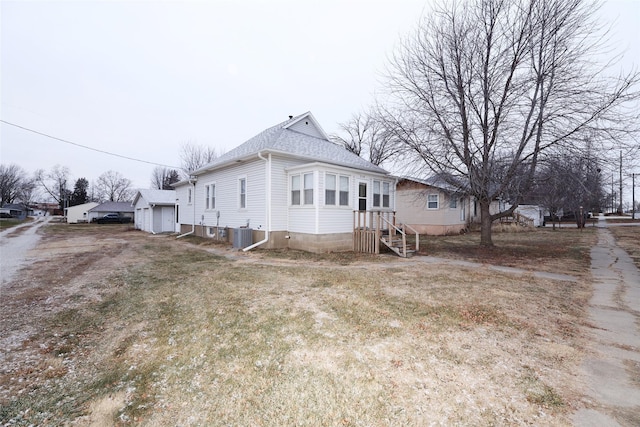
[[65, 202, 99, 223], [132, 189, 177, 233], [174, 112, 399, 253]]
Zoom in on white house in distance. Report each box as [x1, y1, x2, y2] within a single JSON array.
[[65, 202, 99, 223], [132, 189, 177, 233], [174, 111, 395, 253]]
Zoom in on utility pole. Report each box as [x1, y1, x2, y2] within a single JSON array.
[[633, 173, 637, 220], [611, 174, 615, 214], [618, 150, 623, 215]]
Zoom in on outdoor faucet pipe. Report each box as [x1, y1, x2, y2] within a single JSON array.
[[177, 177, 197, 239], [243, 152, 270, 251]]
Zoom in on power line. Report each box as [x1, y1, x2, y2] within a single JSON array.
[[0, 119, 181, 169]]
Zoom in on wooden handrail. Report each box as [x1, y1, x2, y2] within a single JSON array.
[[402, 223, 420, 252]]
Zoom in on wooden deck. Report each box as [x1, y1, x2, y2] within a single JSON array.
[[353, 211, 419, 257]]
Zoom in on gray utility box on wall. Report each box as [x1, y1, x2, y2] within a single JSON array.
[[233, 228, 253, 248]]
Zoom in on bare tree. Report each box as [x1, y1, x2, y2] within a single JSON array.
[[96, 170, 134, 202], [151, 166, 180, 190], [330, 109, 403, 167], [532, 149, 605, 228], [180, 142, 217, 176], [383, 0, 639, 246], [35, 165, 71, 209], [0, 164, 30, 205]]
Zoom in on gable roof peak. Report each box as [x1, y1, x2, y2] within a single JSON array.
[[282, 111, 330, 140]]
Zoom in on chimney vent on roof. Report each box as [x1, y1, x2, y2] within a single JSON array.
[[289, 115, 293, 119]]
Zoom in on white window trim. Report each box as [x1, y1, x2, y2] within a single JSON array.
[[325, 173, 336, 206], [290, 172, 315, 207], [324, 173, 351, 208], [427, 194, 439, 210], [204, 182, 217, 210], [238, 176, 247, 209], [373, 180, 391, 209], [382, 181, 390, 208], [373, 180, 381, 208]]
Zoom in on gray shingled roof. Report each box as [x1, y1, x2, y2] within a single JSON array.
[[89, 201, 135, 213], [193, 112, 388, 175], [398, 175, 467, 194], [133, 189, 176, 206]]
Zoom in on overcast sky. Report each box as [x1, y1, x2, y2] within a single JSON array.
[[1, 0, 638, 204]]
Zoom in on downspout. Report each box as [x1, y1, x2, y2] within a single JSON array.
[[150, 203, 157, 235], [177, 176, 198, 239], [243, 152, 270, 251]]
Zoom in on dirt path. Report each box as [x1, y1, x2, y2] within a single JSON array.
[[0, 216, 52, 287], [572, 226, 640, 426]]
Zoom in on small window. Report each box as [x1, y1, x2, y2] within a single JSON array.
[[449, 196, 457, 209], [372, 181, 381, 207], [188, 188, 192, 204], [291, 175, 301, 205], [205, 184, 216, 210], [304, 173, 313, 205], [325, 174, 336, 205], [239, 178, 246, 209], [382, 182, 390, 208], [427, 194, 439, 209], [339, 176, 349, 206]]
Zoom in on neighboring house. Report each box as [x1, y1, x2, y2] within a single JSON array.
[[512, 204, 543, 227], [0, 203, 31, 219], [88, 201, 135, 223], [395, 177, 475, 235], [174, 111, 395, 253], [132, 189, 177, 234], [65, 202, 99, 223]]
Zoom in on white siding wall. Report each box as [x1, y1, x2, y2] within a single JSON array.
[[270, 156, 306, 231], [287, 165, 394, 235], [287, 119, 324, 139], [175, 185, 193, 225], [191, 159, 267, 231]]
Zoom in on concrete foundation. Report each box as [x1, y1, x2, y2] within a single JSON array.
[[176, 225, 353, 253]]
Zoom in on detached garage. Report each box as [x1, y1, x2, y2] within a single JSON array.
[[132, 189, 177, 234]]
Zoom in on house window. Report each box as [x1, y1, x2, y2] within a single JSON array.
[[205, 183, 216, 210], [427, 194, 439, 209], [188, 188, 192, 204], [373, 181, 381, 207], [339, 176, 349, 206], [449, 196, 457, 209], [239, 177, 246, 209], [291, 175, 301, 205], [303, 173, 314, 205], [325, 174, 336, 205], [382, 182, 390, 208], [373, 180, 390, 208]]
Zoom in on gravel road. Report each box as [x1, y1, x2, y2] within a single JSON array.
[[0, 216, 52, 288]]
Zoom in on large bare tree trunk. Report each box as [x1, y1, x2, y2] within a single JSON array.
[[480, 201, 493, 247]]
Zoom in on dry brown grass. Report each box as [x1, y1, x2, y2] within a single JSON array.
[[608, 226, 640, 269], [418, 227, 596, 277], [0, 225, 592, 426]]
